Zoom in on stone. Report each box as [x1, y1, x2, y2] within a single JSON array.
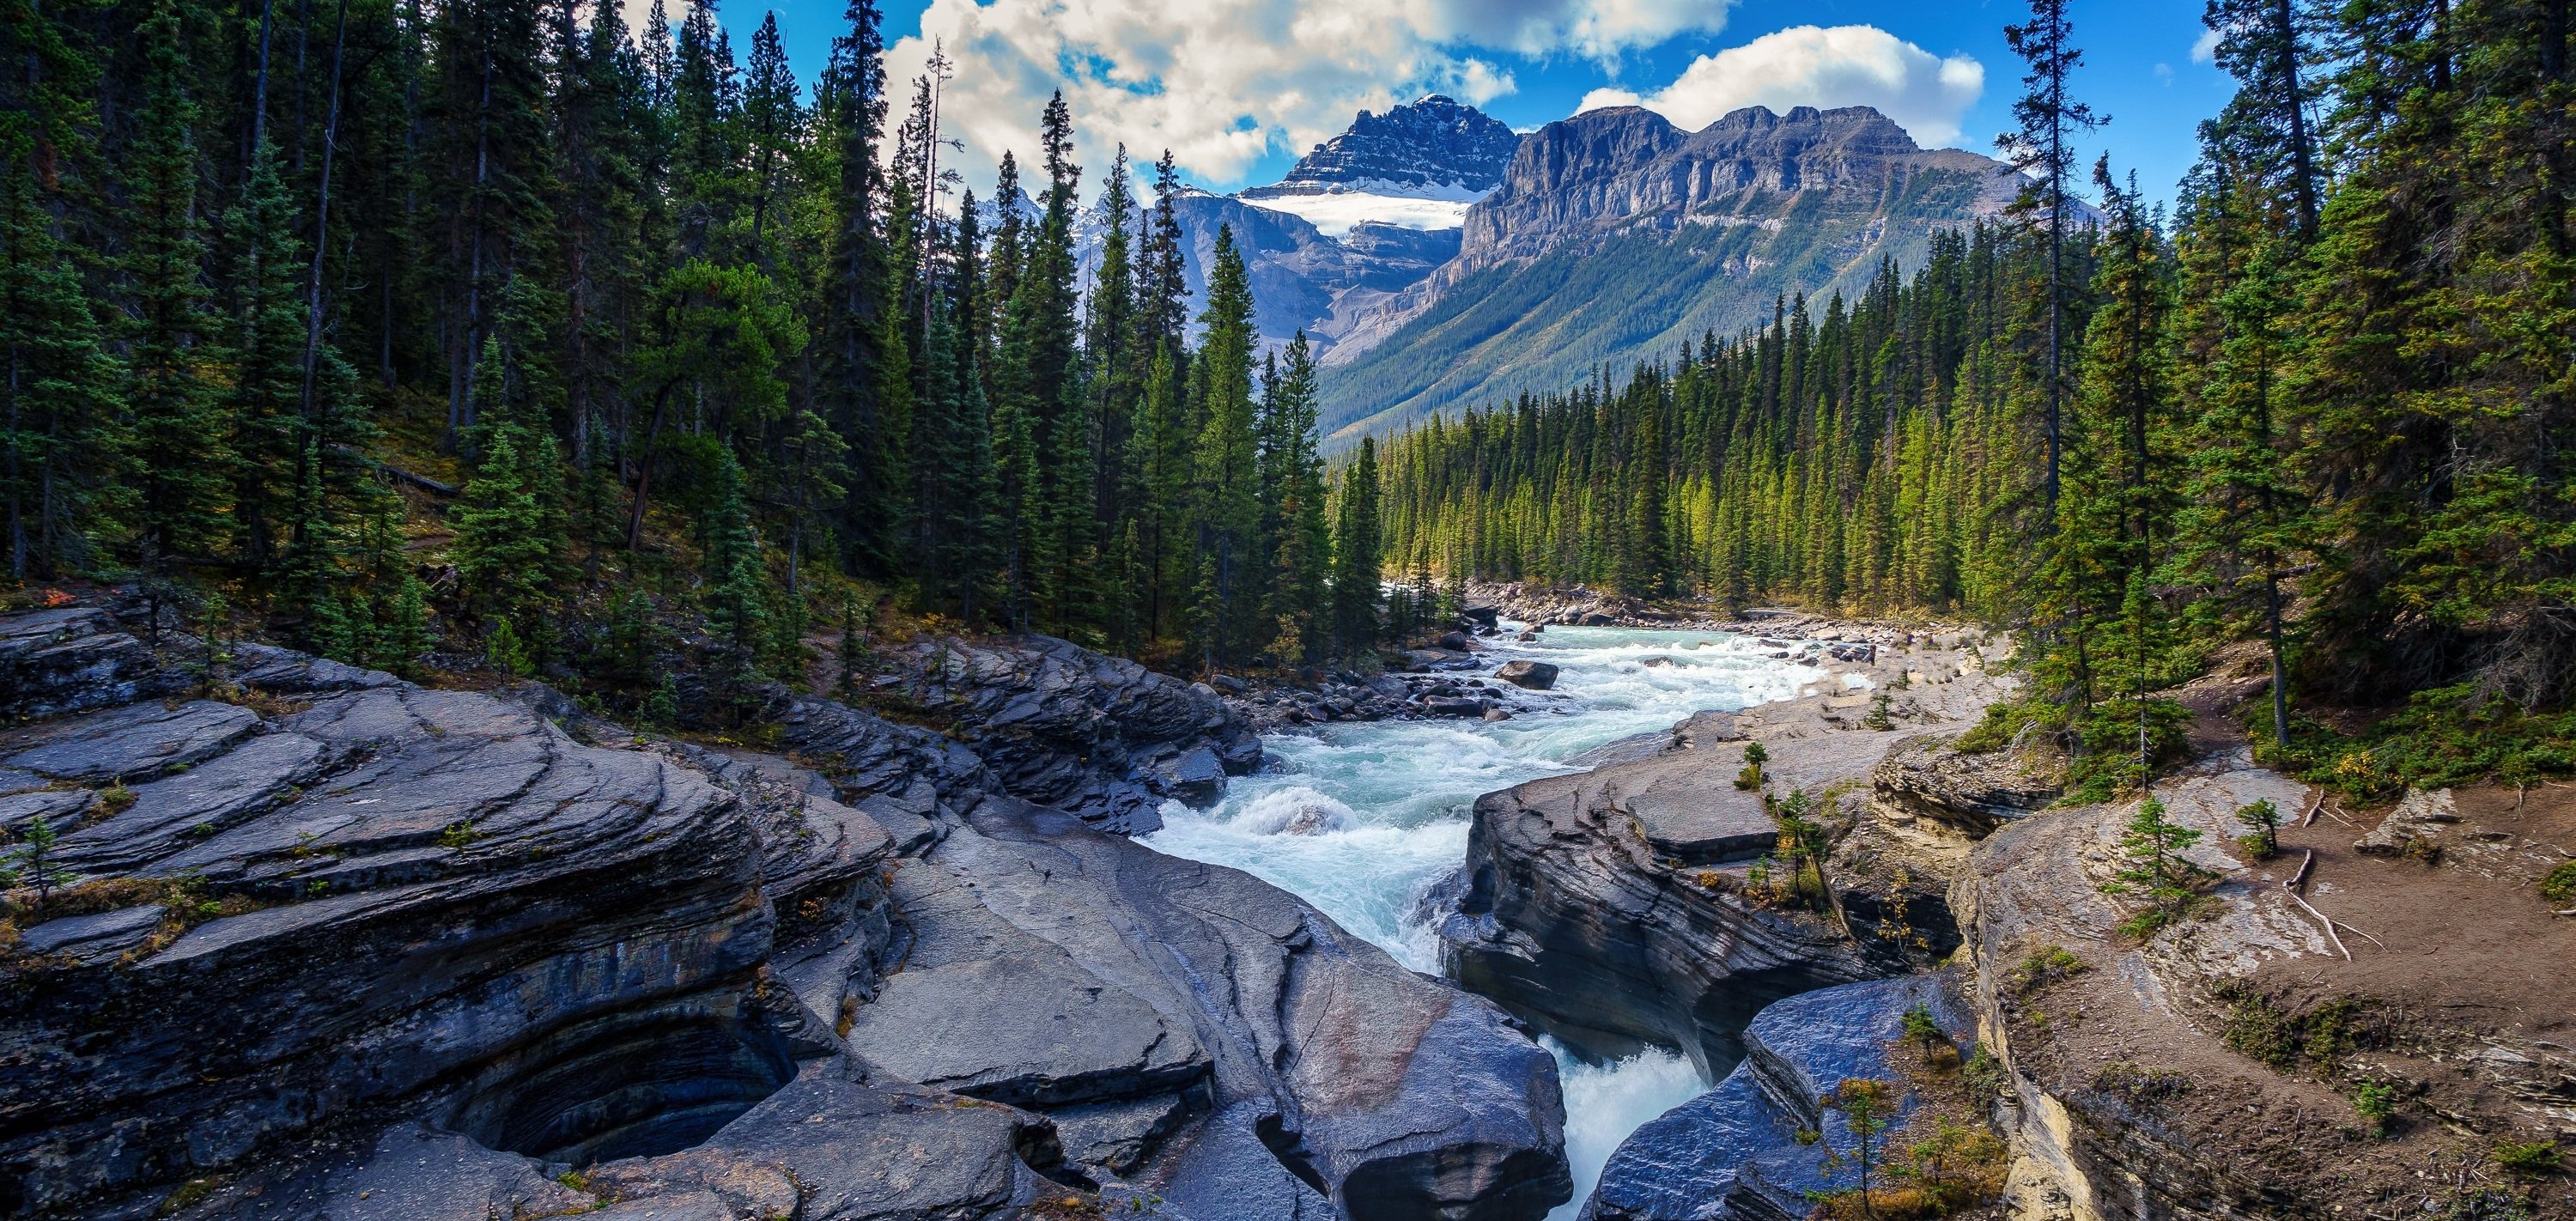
[[853, 635, 1261, 833], [871, 797, 1571, 1221], [2355, 787, 2457, 856], [1484, 709, 1513, 723], [2, 608, 1569, 1221], [1870, 732, 2059, 834], [1159, 746, 1228, 808], [16, 904, 167, 964], [1425, 696, 1492, 718], [1440, 712, 1879, 1075], [0, 607, 165, 720], [1583, 975, 1975, 1221], [1495, 660, 1559, 690], [1, 699, 262, 784]]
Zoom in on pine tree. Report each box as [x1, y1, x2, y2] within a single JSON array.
[[1188, 226, 1260, 671], [1265, 334, 1331, 665], [1999, 0, 2105, 520], [702, 445, 769, 682], [2101, 796, 2212, 934], [122, 0, 233, 570], [2, 84, 123, 579], [222, 139, 312, 573]]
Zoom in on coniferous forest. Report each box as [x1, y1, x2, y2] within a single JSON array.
[[1, 0, 2569, 790], [1381, 0, 2575, 795], [1, 0, 1362, 708]]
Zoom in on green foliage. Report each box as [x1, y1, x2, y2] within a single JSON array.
[[2234, 799, 2283, 859], [2352, 1081, 2397, 1135], [2493, 1141, 2561, 1179], [483, 618, 534, 678], [2009, 946, 2086, 995], [4, 813, 73, 909], [1863, 691, 1895, 731], [1900, 1005, 1944, 1056], [2264, 686, 2576, 800], [2543, 863, 2576, 908], [2101, 797, 2214, 936], [1818, 1077, 1902, 1206], [2214, 981, 2363, 1072]]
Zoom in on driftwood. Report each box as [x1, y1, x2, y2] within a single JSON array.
[[2333, 920, 2386, 949], [2300, 793, 2324, 828], [2279, 847, 2350, 959], [2286, 890, 2353, 961]]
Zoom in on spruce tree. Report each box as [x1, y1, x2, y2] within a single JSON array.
[[1188, 226, 1260, 671], [2, 114, 123, 580], [122, 0, 234, 571], [701, 445, 769, 683]]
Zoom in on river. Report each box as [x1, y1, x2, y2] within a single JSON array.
[[1142, 623, 1830, 1218]]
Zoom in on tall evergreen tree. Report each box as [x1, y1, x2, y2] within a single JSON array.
[[122, 1, 234, 570]]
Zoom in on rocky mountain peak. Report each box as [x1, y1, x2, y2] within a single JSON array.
[[1243, 94, 1522, 199]]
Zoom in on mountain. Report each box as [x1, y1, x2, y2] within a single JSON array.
[[1314, 105, 2026, 441], [1240, 94, 1524, 234], [1074, 95, 1516, 358]]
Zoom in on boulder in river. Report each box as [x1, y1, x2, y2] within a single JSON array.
[[1439, 711, 1880, 1076], [858, 634, 1262, 833], [1494, 660, 1559, 690]]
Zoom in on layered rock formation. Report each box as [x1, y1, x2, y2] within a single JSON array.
[[0, 610, 1570, 1220], [860, 633, 1261, 833], [1439, 632, 2016, 1077], [1583, 974, 1978, 1221]]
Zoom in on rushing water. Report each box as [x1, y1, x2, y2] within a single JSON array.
[[1142, 625, 1828, 1217]]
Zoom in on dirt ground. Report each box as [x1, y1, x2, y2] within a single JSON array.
[[1981, 677, 2575, 1218]]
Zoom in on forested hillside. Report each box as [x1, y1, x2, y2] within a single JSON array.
[[1382, 0, 2574, 792], [0, 0, 1381, 712], [1315, 104, 2024, 440]]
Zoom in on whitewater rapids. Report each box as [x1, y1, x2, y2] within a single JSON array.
[[1143, 625, 1826, 1217]]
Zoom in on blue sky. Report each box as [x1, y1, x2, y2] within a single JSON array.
[[727, 0, 2233, 211]]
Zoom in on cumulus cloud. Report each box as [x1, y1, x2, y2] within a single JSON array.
[[2190, 27, 2223, 64], [888, 0, 1735, 196], [1577, 25, 1984, 148], [1460, 0, 1736, 63]]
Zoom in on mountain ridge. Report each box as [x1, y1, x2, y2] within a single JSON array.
[[1313, 103, 2026, 440]]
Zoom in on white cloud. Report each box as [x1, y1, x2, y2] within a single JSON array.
[[1459, 0, 1735, 64], [2190, 27, 2223, 64], [889, 0, 1734, 196], [1576, 24, 1984, 148]]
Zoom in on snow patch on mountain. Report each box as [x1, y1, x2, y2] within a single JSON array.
[[1243, 191, 1485, 236]]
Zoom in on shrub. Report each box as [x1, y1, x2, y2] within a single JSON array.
[[2353, 1081, 2397, 1135], [2011, 946, 2086, 995], [1735, 741, 1768, 791], [2233, 799, 2283, 860], [1863, 692, 1895, 730], [1901, 1005, 1945, 1057], [2262, 683, 2576, 799], [2542, 862, 2576, 906], [2494, 1140, 2561, 1178]]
